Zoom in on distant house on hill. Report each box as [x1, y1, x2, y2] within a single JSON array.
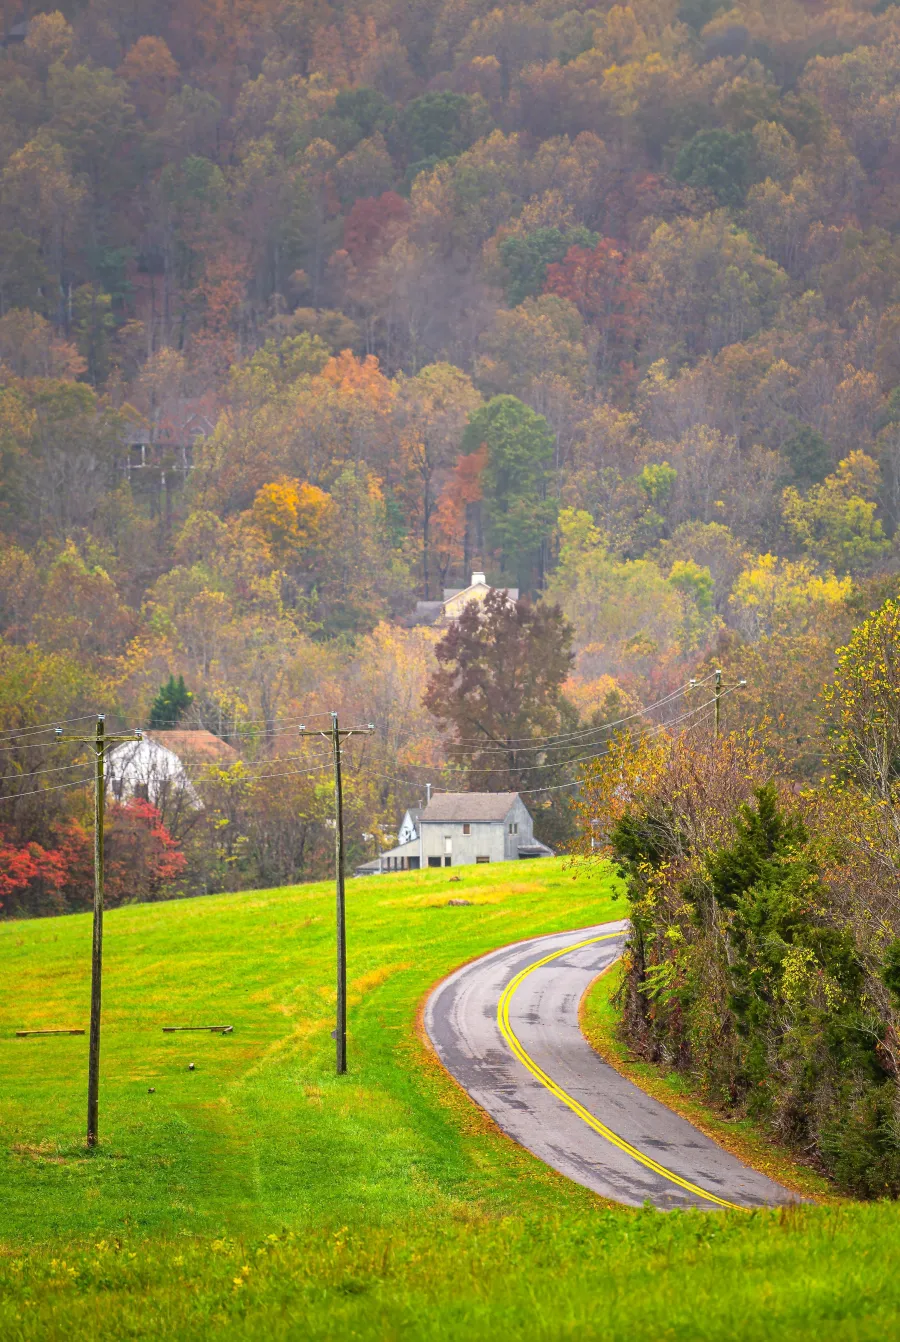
[[121, 394, 218, 482], [408, 572, 519, 627], [0, 20, 29, 46], [355, 792, 552, 875], [106, 730, 239, 810]]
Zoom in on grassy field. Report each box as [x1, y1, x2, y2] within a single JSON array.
[[2, 858, 900, 1340]]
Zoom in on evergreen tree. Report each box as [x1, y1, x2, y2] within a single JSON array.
[[148, 675, 193, 729]]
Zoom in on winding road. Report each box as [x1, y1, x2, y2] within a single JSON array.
[[424, 921, 796, 1211]]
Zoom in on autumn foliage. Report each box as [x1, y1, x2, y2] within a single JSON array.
[[0, 802, 184, 917], [544, 240, 640, 371], [6, 0, 900, 927]]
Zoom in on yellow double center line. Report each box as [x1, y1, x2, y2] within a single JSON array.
[[496, 933, 746, 1212]]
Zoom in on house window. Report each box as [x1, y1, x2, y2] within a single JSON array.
[[463, 823, 470, 835], [444, 856, 452, 867], [428, 856, 441, 868], [476, 856, 490, 864], [134, 783, 150, 802]]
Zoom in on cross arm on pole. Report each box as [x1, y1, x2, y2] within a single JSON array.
[[56, 719, 144, 750], [297, 724, 375, 739]]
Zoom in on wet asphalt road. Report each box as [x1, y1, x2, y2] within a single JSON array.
[[424, 921, 796, 1211]]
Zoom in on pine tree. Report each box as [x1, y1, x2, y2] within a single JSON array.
[[148, 675, 193, 729]]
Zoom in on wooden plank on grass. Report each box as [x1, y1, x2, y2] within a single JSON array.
[[16, 1029, 85, 1037], [161, 1025, 234, 1034]]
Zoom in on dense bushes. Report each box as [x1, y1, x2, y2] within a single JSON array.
[[580, 692, 900, 1195]]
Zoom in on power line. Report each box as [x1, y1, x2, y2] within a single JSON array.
[[431, 696, 719, 776], [442, 673, 717, 753], [540, 706, 717, 799], [224, 762, 334, 784], [103, 745, 333, 773], [0, 714, 98, 742], [364, 699, 723, 798], [0, 759, 339, 804], [0, 712, 336, 752], [0, 719, 100, 751], [0, 774, 93, 803], [0, 687, 740, 805], [195, 716, 333, 741], [1, 758, 103, 782], [520, 703, 717, 792], [0, 743, 67, 755]]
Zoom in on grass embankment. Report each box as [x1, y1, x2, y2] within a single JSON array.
[[2, 860, 900, 1339]]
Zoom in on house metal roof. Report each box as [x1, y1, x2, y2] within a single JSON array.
[[420, 792, 520, 823], [442, 584, 519, 601], [145, 730, 240, 764], [378, 837, 422, 859]]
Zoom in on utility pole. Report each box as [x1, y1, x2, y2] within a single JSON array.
[[706, 671, 746, 741], [299, 715, 375, 1074], [57, 716, 142, 1147]]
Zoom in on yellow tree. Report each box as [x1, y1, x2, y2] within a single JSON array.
[[250, 477, 335, 566], [782, 452, 891, 573]]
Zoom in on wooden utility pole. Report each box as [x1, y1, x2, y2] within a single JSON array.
[[58, 715, 142, 1146], [708, 671, 746, 741], [330, 711, 347, 1074], [299, 715, 375, 1074], [88, 714, 105, 1147]]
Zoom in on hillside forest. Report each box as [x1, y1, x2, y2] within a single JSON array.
[[4, 0, 900, 927]]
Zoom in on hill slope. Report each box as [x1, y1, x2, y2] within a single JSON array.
[[1, 859, 622, 1241], [3, 860, 900, 1341]]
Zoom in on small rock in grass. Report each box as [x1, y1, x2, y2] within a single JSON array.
[[188, 1063, 195, 1071], [148, 1087, 155, 1094], [447, 898, 472, 907]]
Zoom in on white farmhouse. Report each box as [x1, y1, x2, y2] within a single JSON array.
[[361, 792, 553, 874], [106, 729, 239, 809]]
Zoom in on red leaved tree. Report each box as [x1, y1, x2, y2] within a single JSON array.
[[105, 799, 187, 905], [0, 818, 91, 917], [342, 191, 410, 270], [544, 240, 641, 376], [432, 444, 488, 587]]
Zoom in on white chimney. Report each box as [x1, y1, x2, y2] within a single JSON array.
[[471, 571, 486, 586]]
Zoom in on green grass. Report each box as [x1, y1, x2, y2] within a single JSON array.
[[1, 859, 623, 1244], [3, 859, 900, 1339]]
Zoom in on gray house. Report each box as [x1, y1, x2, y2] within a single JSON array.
[[358, 792, 552, 874]]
